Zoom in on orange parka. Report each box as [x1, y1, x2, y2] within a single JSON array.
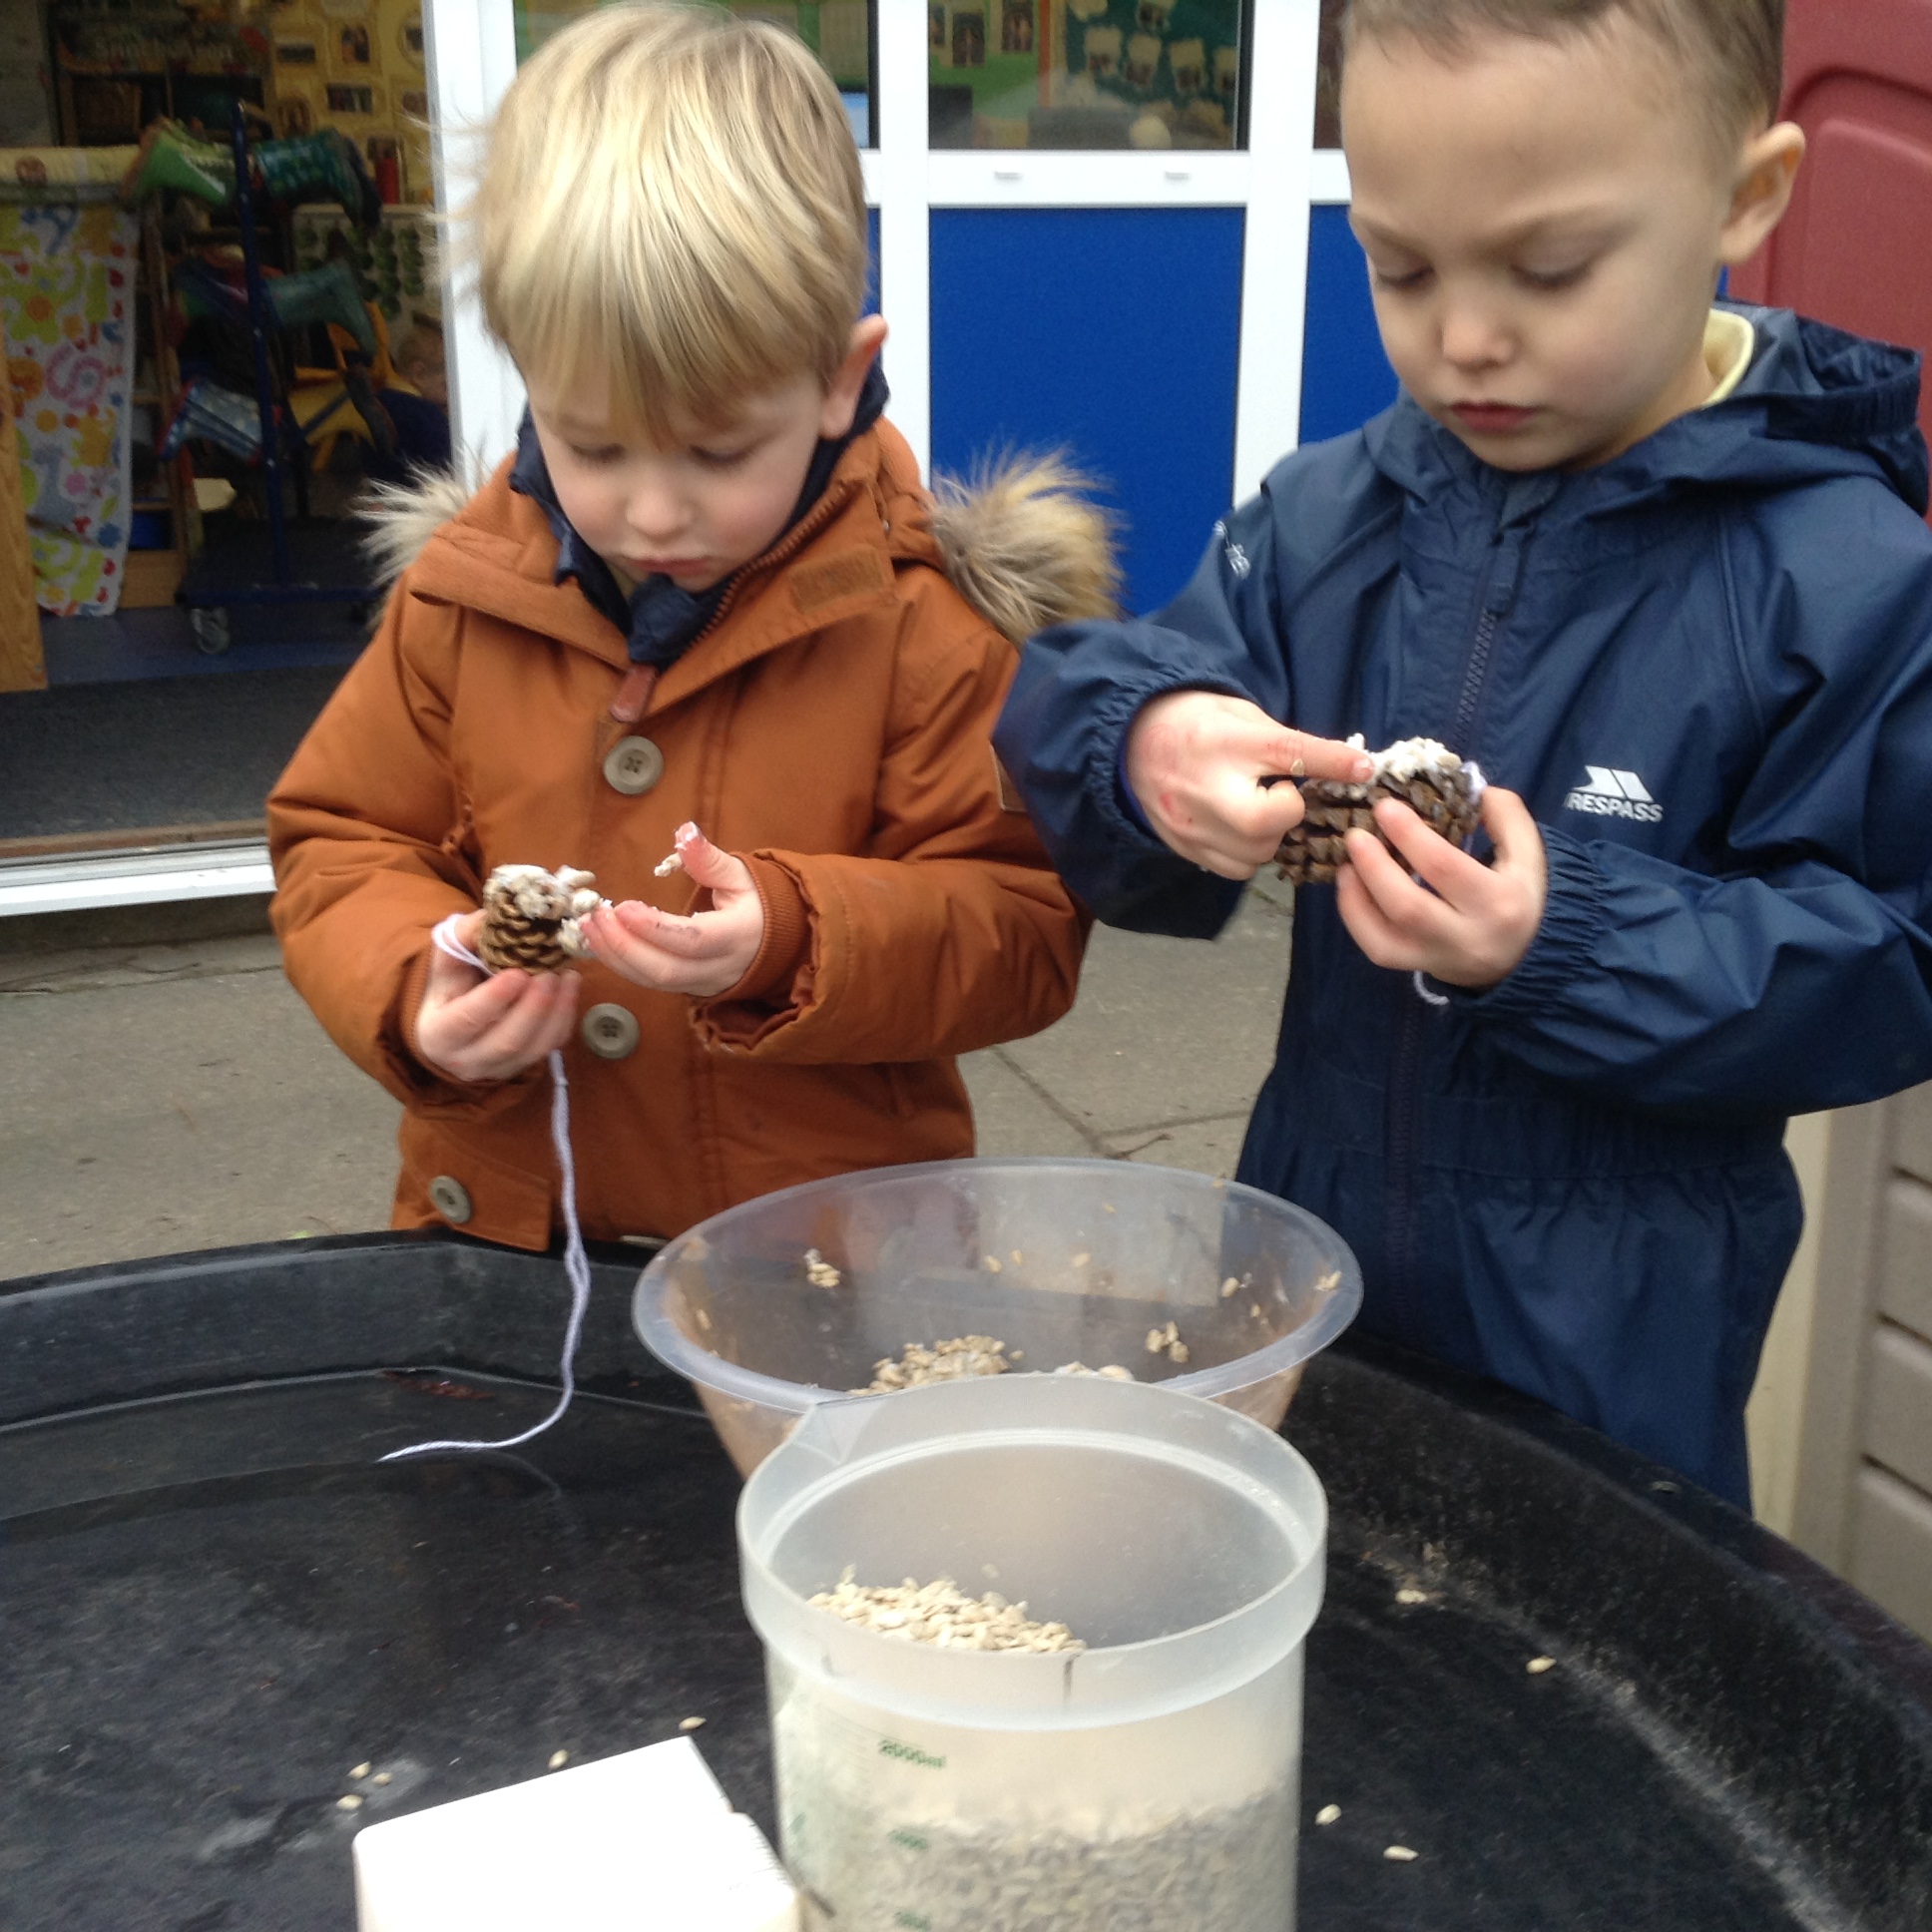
[[267, 421, 1110, 1250]]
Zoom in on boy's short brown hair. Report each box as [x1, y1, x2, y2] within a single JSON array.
[[1344, 0, 1784, 150], [466, 2, 868, 439]]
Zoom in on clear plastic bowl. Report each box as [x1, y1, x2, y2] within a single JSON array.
[[634, 1157, 1362, 1476]]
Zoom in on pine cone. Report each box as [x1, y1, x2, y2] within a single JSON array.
[[475, 864, 601, 973], [1274, 738, 1484, 884]]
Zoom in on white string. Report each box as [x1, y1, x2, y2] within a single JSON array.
[[380, 914, 594, 1461]]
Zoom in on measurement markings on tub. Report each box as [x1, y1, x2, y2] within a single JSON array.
[[877, 1736, 947, 1768]]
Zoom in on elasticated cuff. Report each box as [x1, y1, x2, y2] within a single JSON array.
[[1446, 824, 1610, 1022]]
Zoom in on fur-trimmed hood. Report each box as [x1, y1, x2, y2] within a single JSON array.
[[359, 430, 1120, 646]]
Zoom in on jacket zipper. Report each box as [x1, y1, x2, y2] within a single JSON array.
[[671, 475, 871, 670], [1383, 506, 1533, 1337]]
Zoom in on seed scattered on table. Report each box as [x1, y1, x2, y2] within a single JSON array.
[[1072, 1250, 1091, 1267], [679, 1716, 706, 1732], [1220, 1275, 1241, 1298], [349, 1761, 372, 1780], [337, 1793, 364, 1811], [802, 1248, 842, 1288], [548, 1749, 570, 1769], [1250, 1303, 1263, 1319], [809, 1569, 1084, 1652], [1315, 1803, 1341, 1826], [1010, 1249, 1024, 1265], [1395, 1587, 1428, 1606], [371, 1771, 392, 1786], [1385, 1844, 1419, 1861], [1527, 1656, 1556, 1674], [983, 1254, 1003, 1272]]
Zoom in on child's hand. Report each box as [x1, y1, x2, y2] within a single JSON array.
[[414, 910, 581, 1082], [1126, 692, 1376, 878], [1335, 787, 1548, 988], [584, 823, 766, 997]]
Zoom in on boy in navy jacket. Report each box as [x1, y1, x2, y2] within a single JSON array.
[[995, 0, 1932, 1506]]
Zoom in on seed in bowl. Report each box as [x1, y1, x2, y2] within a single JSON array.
[[802, 1248, 842, 1288], [1145, 1320, 1190, 1364], [854, 1334, 1014, 1394], [809, 1569, 1085, 1653]]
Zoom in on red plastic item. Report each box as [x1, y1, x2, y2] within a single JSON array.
[[1729, 0, 1932, 508]]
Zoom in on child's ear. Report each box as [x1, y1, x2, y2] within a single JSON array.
[[1718, 121, 1805, 269], [818, 315, 890, 439]]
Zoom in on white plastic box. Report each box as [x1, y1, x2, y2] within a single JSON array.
[[352, 1736, 797, 1932]]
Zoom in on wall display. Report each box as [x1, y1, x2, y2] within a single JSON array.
[[1, 170, 140, 614], [931, 0, 1242, 149]]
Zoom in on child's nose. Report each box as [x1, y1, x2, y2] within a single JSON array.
[[624, 475, 690, 542], [1438, 298, 1511, 372]]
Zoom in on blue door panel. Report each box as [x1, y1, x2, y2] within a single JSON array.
[[930, 208, 1243, 617]]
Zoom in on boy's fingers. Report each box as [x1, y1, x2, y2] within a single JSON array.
[[601, 900, 714, 960], [432, 964, 528, 1039], [1334, 855, 1421, 969], [672, 823, 753, 897], [1254, 728, 1374, 786], [1370, 798, 1488, 905], [1342, 824, 1459, 939], [478, 970, 576, 1065], [1480, 785, 1545, 879]]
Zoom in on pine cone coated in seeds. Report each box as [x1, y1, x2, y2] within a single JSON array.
[[475, 864, 601, 973], [1273, 738, 1484, 884]]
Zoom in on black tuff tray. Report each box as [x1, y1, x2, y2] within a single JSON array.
[[3, 1230, 1930, 1931]]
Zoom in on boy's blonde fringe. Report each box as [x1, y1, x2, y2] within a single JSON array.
[[929, 453, 1124, 645], [457, 5, 868, 437]]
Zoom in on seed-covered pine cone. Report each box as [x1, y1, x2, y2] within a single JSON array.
[[1273, 736, 1485, 884], [475, 864, 601, 973]]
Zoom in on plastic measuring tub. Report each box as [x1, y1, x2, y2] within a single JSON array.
[[737, 1372, 1328, 1932], [635, 1156, 1361, 1475]]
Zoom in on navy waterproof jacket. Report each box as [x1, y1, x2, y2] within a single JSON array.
[[995, 307, 1932, 1505]]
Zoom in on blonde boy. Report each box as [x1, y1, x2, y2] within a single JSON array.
[[269, 5, 1111, 1248], [997, 0, 1932, 1504]]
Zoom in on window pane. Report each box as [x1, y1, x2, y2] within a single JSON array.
[[931, 2, 1246, 152], [514, 2, 876, 148], [1314, 0, 1342, 148]]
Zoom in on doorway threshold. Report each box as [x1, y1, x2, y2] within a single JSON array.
[[0, 826, 273, 916]]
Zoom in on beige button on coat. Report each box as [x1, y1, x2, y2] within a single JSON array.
[[267, 422, 1116, 1249]]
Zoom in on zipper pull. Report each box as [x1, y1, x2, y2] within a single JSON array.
[[610, 664, 660, 723]]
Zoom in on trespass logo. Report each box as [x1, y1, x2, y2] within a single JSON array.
[[1564, 765, 1663, 822]]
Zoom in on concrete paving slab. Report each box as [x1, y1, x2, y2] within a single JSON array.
[[1104, 1113, 1254, 1179], [958, 1047, 1095, 1159], [999, 886, 1291, 1138], [0, 935, 400, 1278]]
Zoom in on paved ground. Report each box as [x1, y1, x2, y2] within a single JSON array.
[[0, 877, 1294, 1280]]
